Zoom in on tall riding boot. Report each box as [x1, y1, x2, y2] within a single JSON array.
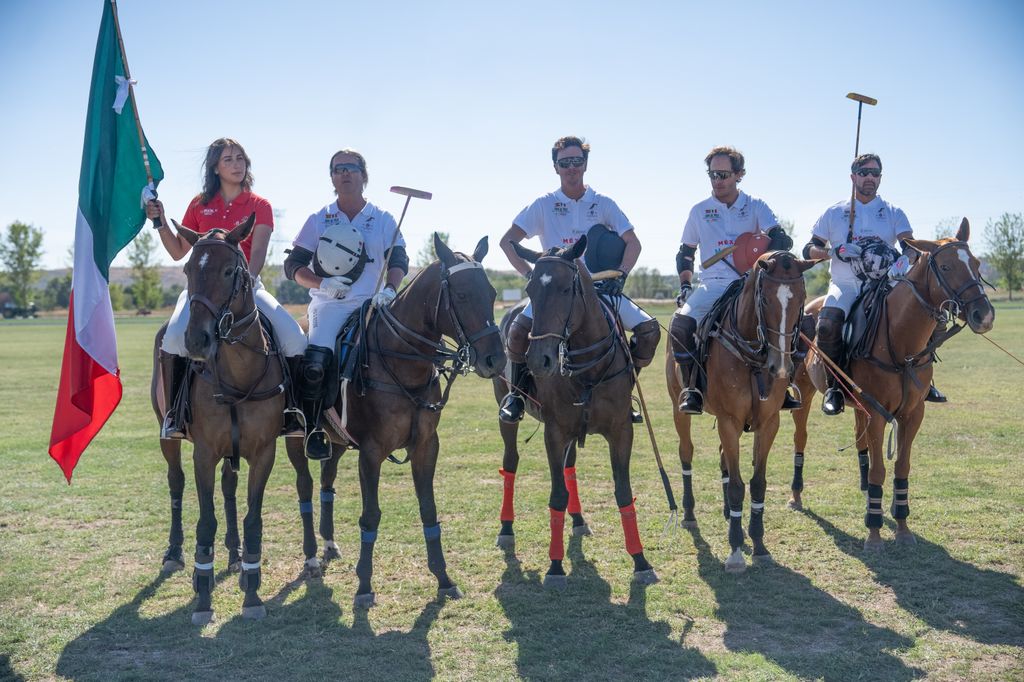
[[282, 355, 305, 437], [670, 314, 703, 415], [159, 351, 188, 439], [817, 307, 846, 416], [781, 315, 812, 411], [299, 345, 334, 460], [925, 330, 948, 403], [499, 315, 532, 423]]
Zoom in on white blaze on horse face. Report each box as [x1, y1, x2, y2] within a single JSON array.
[[199, 252, 209, 270], [957, 248, 976, 278], [540, 273, 553, 286], [776, 283, 794, 377]]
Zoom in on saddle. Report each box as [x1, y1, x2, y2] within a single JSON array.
[[842, 278, 892, 369], [695, 277, 747, 369]]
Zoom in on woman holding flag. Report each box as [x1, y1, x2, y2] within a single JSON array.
[[146, 137, 307, 440]]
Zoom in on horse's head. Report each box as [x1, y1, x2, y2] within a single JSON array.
[[513, 236, 589, 377], [176, 214, 255, 362], [753, 251, 819, 379], [902, 218, 994, 334], [429, 233, 506, 378]]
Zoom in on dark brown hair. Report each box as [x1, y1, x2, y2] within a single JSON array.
[[199, 138, 253, 205], [704, 146, 745, 173], [551, 136, 590, 164]]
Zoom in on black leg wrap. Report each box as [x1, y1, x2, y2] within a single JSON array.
[[425, 536, 447, 576], [300, 505, 316, 559], [721, 471, 731, 521], [570, 512, 586, 528], [170, 497, 184, 547], [192, 546, 215, 594], [319, 488, 336, 541], [547, 559, 566, 576], [728, 514, 745, 550], [858, 450, 869, 492], [355, 540, 375, 585], [792, 452, 804, 492], [865, 483, 884, 529], [239, 552, 261, 592], [681, 464, 695, 514], [891, 478, 910, 519], [748, 505, 765, 542], [499, 520, 514, 536]]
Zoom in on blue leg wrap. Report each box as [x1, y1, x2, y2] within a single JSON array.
[[298, 501, 313, 514], [423, 524, 442, 540], [360, 529, 378, 544]]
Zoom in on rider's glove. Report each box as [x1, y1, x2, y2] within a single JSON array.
[[320, 276, 352, 299], [676, 282, 693, 307], [371, 285, 398, 307], [831, 242, 862, 262]]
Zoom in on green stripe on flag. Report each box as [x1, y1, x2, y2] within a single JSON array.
[[78, 0, 162, 280]]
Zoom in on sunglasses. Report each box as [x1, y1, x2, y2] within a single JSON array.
[[708, 170, 735, 181], [332, 163, 363, 175], [854, 168, 881, 178], [556, 156, 586, 169]]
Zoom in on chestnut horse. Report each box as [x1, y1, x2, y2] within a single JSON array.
[[665, 251, 817, 572], [495, 237, 658, 589], [786, 219, 994, 549], [285, 234, 506, 607], [150, 215, 283, 624]]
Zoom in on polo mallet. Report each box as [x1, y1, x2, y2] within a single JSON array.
[[846, 92, 877, 243], [799, 331, 894, 424], [701, 244, 738, 270]]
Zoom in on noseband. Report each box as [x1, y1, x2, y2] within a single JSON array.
[[187, 238, 259, 344], [900, 241, 991, 324]]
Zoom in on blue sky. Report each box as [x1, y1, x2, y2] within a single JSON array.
[[1, 0, 1022, 271]]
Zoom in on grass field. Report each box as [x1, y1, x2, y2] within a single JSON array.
[[1, 302, 1022, 681]]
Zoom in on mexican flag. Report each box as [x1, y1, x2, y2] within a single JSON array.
[[49, 0, 162, 482]]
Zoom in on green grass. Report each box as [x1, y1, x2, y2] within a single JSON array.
[[1, 304, 1022, 681]]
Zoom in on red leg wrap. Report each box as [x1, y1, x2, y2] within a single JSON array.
[[549, 508, 565, 561], [499, 468, 516, 522], [564, 466, 582, 515], [619, 499, 643, 555]]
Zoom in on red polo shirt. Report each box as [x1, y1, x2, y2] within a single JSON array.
[[181, 191, 274, 261]]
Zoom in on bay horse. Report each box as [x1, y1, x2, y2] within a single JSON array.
[[495, 237, 658, 589], [285, 234, 506, 607], [149, 214, 283, 625], [665, 251, 817, 572], [786, 219, 994, 549]]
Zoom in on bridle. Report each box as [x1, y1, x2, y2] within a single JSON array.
[[716, 261, 805, 368], [186, 237, 260, 345], [898, 240, 991, 326]]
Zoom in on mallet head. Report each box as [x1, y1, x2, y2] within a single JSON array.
[[846, 92, 878, 106], [390, 186, 432, 200]]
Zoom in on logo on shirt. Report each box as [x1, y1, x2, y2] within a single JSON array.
[[553, 202, 568, 216], [737, 206, 748, 219], [703, 208, 721, 223], [876, 206, 886, 220], [585, 203, 600, 221], [202, 208, 216, 216]]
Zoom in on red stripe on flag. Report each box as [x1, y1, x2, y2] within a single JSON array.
[[48, 292, 122, 483]]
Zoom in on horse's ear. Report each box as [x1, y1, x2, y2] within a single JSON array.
[[472, 236, 488, 263], [795, 258, 824, 273], [564, 234, 587, 262], [956, 217, 970, 242], [434, 232, 457, 267], [173, 219, 200, 246], [227, 213, 256, 246], [903, 238, 936, 254], [512, 240, 541, 264]]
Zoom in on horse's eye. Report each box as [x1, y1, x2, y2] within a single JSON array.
[[456, 292, 468, 302]]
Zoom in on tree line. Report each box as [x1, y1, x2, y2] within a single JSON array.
[[3, 214, 1023, 313]]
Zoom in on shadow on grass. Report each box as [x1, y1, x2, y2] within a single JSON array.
[[691, 527, 923, 681], [1, 655, 25, 681], [495, 535, 716, 681], [55, 568, 444, 680], [807, 510, 1024, 647]]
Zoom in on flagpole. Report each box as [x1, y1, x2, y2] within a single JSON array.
[[108, 0, 160, 224]]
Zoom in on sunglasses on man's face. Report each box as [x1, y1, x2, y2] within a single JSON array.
[[708, 170, 735, 181], [854, 168, 881, 178], [332, 163, 363, 175], [556, 156, 586, 169]]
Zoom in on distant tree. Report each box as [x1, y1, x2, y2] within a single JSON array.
[[261, 244, 282, 297], [0, 221, 44, 307], [275, 279, 309, 305], [985, 212, 1024, 300], [415, 231, 451, 267], [39, 272, 72, 310], [934, 216, 961, 240], [778, 218, 795, 235], [804, 262, 831, 297], [625, 267, 672, 299], [162, 284, 184, 308], [108, 282, 130, 311], [126, 230, 162, 310]]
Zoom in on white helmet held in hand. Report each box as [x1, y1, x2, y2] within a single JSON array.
[[316, 224, 368, 281]]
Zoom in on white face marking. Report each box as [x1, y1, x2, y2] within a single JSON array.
[[540, 274, 553, 286], [957, 248, 976, 278], [198, 252, 209, 270], [776, 284, 793, 353]]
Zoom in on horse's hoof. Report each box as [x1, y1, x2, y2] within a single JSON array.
[[438, 586, 464, 601], [752, 552, 775, 566], [863, 538, 885, 552], [681, 518, 699, 530], [786, 499, 803, 511], [191, 610, 214, 626], [633, 568, 659, 585], [322, 542, 341, 562], [302, 558, 322, 579], [162, 559, 185, 574], [353, 592, 376, 609], [495, 534, 515, 549], [571, 524, 592, 537], [543, 574, 567, 590], [241, 605, 266, 620], [724, 551, 747, 574], [894, 531, 917, 546]]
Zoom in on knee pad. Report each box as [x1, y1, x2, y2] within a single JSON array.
[[507, 315, 532, 364], [629, 319, 661, 368], [816, 308, 845, 342], [300, 345, 334, 401], [670, 314, 697, 359]]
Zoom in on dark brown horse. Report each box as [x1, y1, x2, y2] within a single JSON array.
[[149, 215, 284, 624], [285, 234, 506, 607], [786, 219, 994, 549], [666, 251, 817, 572], [495, 237, 658, 589]]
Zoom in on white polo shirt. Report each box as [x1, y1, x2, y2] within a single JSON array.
[[293, 200, 404, 303], [811, 196, 911, 284], [514, 186, 634, 254], [681, 191, 779, 281]]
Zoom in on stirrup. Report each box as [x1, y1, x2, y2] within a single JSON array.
[[160, 414, 186, 440], [821, 388, 845, 416], [925, 385, 947, 403], [499, 393, 525, 423], [304, 429, 333, 461], [282, 406, 305, 438], [678, 388, 704, 416], [781, 386, 802, 411]]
